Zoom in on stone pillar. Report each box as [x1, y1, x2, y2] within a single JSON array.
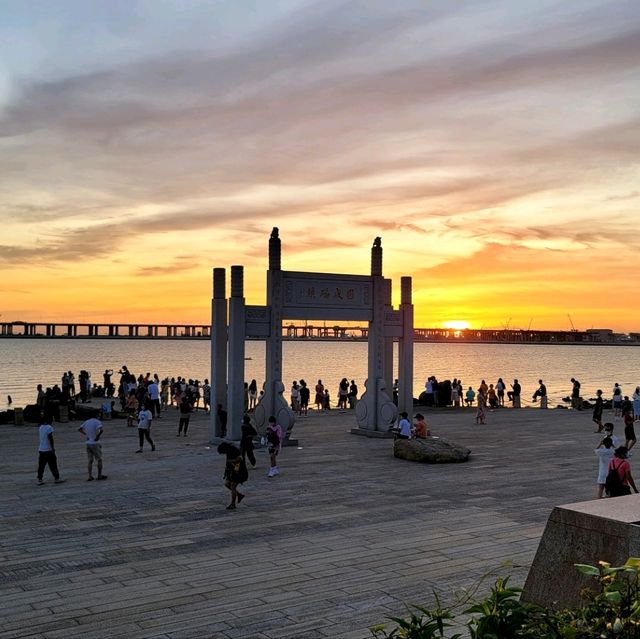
[[256, 228, 295, 436], [227, 266, 246, 441], [383, 278, 394, 396], [355, 238, 397, 433], [211, 267, 228, 440], [399, 276, 414, 414]]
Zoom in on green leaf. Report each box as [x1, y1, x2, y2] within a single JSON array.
[[605, 590, 622, 604], [574, 564, 600, 576]]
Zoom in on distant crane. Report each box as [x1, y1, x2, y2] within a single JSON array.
[[567, 314, 578, 332], [527, 318, 533, 331], [502, 317, 512, 330]]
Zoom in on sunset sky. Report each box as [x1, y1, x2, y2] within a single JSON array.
[[1, 1, 639, 331]]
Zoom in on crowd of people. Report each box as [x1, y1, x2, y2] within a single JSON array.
[[32, 364, 640, 508]]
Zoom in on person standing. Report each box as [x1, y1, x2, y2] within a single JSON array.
[[606, 446, 638, 497], [595, 436, 615, 498], [495, 378, 506, 406], [78, 417, 107, 481], [570, 378, 582, 410], [348, 380, 358, 409], [217, 404, 228, 438], [290, 381, 300, 413], [240, 415, 257, 467], [37, 421, 65, 485], [147, 379, 161, 418], [248, 379, 258, 411], [612, 383, 623, 417], [298, 380, 310, 416], [202, 379, 211, 414], [177, 395, 192, 437], [265, 416, 283, 477], [338, 378, 349, 409], [593, 389, 604, 432], [314, 380, 324, 411], [623, 408, 637, 452], [217, 442, 248, 510], [633, 386, 640, 422], [136, 403, 155, 453]]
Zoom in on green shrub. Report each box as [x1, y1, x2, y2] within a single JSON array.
[[371, 559, 640, 639]]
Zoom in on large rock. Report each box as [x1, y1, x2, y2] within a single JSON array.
[[394, 436, 470, 463]]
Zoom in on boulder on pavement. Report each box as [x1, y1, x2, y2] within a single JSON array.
[[394, 436, 470, 463]]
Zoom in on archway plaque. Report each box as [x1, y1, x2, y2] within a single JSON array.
[[210, 229, 414, 441]]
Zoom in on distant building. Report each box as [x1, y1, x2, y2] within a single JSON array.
[[585, 329, 614, 343]]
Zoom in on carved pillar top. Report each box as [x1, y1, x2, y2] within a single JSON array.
[[269, 227, 281, 271], [401, 276, 412, 305], [371, 237, 382, 276], [230, 265, 244, 298], [213, 267, 226, 299]]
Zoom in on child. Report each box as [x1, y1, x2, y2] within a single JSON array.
[[217, 442, 248, 510], [412, 414, 429, 438], [265, 416, 283, 477]]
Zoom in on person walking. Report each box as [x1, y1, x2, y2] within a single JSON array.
[[136, 403, 155, 453], [78, 417, 107, 481], [595, 436, 615, 498], [240, 415, 257, 468], [177, 395, 192, 437], [217, 442, 248, 510], [606, 446, 638, 497], [265, 416, 283, 477], [37, 421, 65, 485]]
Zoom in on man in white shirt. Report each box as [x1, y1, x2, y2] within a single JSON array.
[[78, 417, 107, 481], [136, 403, 155, 453], [147, 381, 161, 418], [37, 422, 65, 485]]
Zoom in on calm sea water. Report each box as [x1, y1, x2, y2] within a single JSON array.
[[1, 338, 639, 409]]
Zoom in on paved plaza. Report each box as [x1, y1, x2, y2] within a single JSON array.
[[0, 405, 617, 638]]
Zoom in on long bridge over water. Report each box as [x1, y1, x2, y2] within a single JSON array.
[[1, 320, 637, 345]]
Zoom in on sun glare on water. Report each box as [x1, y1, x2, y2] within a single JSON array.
[[442, 320, 470, 330]]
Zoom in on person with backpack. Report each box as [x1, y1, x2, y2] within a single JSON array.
[[265, 416, 283, 477], [217, 442, 248, 510], [605, 446, 638, 497], [595, 436, 615, 498]]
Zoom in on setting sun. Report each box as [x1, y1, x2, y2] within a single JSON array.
[[442, 320, 471, 330]]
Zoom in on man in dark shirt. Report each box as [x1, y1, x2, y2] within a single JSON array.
[[508, 379, 522, 408], [217, 404, 228, 438]]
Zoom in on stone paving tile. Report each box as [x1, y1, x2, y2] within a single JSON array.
[[0, 405, 617, 637]]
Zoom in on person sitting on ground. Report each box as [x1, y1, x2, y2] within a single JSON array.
[[412, 413, 429, 439]]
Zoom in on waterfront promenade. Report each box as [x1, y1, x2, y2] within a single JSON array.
[[0, 406, 614, 638]]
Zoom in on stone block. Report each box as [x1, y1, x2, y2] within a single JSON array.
[[522, 494, 640, 609], [393, 436, 470, 463]]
